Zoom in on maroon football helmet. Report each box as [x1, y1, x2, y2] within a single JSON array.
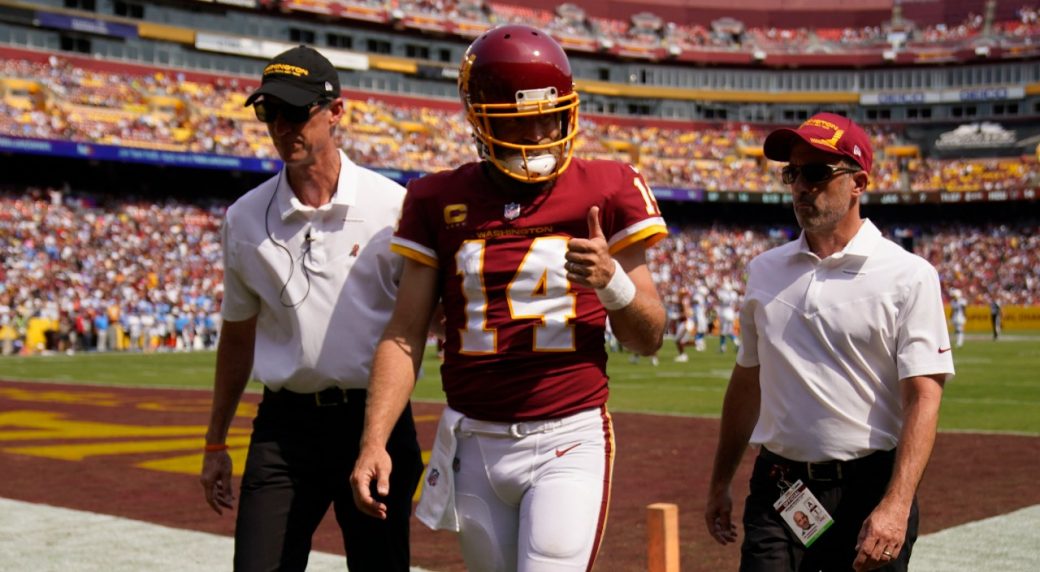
[[459, 24, 580, 182]]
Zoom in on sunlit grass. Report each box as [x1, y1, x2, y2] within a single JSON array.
[[3, 332, 1037, 434]]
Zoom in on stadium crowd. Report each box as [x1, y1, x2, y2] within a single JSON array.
[[1, 186, 1035, 356], [0, 186, 224, 356], [2, 55, 1039, 194], [2, 8, 1037, 355], [313, 1, 1040, 56]]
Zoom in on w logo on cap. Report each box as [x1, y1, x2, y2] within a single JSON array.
[[809, 128, 844, 151], [764, 112, 874, 173]]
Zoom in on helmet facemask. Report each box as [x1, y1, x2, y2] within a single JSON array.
[[467, 87, 579, 183]]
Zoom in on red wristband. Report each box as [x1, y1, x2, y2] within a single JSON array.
[[204, 443, 229, 452]]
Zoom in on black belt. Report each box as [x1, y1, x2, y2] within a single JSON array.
[[760, 447, 895, 482], [263, 386, 367, 408]]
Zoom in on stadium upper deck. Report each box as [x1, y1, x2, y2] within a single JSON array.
[[0, 1, 1038, 204], [1, 46, 1037, 202], [238, 0, 1040, 67], [3, 0, 1038, 129]]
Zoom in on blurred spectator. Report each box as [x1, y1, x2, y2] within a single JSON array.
[[646, 220, 1040, 324], [3, 55, 1039, 195], [0, 184, 1036, 354], [0, 185, 224, 354]]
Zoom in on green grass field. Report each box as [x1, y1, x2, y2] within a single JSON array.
[[2, 334, 1037, 434]]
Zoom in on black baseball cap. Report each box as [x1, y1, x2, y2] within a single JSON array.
[[244, 45, 340, 107]]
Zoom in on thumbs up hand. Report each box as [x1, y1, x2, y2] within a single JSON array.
[[566, 205, 615, 289], [586, 204, 606, 241]]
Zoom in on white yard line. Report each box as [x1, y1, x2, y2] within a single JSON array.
[[910, 504, 1040, 571], [0, 497, 435, 572], [1, 497, 1038, 571]]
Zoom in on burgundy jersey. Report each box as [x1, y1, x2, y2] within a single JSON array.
[[392, 158, 667, 421]]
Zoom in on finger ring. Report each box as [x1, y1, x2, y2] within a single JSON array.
[[883, 550, 893, 557]]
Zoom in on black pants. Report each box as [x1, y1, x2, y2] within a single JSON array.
[[234, 388, 424, 572], [740, 448, 919, 572]]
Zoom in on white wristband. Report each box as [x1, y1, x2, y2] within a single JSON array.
[[595, 259, 637, 311]]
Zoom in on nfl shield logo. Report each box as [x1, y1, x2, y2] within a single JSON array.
[[504, 202, 521, 220]]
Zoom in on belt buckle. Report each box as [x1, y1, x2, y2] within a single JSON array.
[[314, 388, 344, 407], [806, 461, 842, 481]]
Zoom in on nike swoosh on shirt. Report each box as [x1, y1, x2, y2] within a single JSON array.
[[938, 347, 952, 353], [555, 443, 581, 457]]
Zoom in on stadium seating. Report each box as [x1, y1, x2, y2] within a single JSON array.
[[194, 1, 1038, 64], [2, 53, 1037, 194], [2, 184, 1035, 355], [274, 1, 1040, 63], [648, 222, 1040, 319], [1, 4, 1037, 357], [0, 186, 224, 355]]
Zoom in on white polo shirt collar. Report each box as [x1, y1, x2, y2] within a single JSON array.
[[792, 219, 881, 262], [274, 151, 359, 220]]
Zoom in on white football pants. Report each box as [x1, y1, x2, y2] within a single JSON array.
[[453, 407, 615, 572]]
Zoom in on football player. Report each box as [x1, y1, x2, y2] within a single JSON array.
[[716, 281, 741, 353], [673, 289, 695, 361], [949, 288, 967, 347], [674, 286, 709, 360], [351, 24, 668, 572]]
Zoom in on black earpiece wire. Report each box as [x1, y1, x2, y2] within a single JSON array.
[[264, 170, 312, 307]]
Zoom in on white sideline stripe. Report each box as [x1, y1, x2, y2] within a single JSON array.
[[0, 498, 437, 572], [2, 499, 1038, 571], [911, 504, 1040, 571]]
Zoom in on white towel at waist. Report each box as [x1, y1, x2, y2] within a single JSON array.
[[415, 407, 464, 531]]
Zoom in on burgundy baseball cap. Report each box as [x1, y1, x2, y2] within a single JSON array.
[[763, 112, 873, 172]]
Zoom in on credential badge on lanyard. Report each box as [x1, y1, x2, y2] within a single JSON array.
[[773, 476, 834, 547]]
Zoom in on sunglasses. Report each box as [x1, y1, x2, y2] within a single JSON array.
[[781, 162, 860, 185], [254, 99, 330, 124]]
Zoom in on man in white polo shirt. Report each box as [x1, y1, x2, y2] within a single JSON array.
[[199, 45, 423, 571], [704, 113, 954, 572]]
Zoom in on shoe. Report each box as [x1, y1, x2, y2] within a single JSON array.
[[674, 353, 689, 363], [650, 356, 659, 367], [628, 355, 639, 364]]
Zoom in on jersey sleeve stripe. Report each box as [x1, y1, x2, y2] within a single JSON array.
[[390, 239, 439, 268], [607, 218, 668, 254]]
